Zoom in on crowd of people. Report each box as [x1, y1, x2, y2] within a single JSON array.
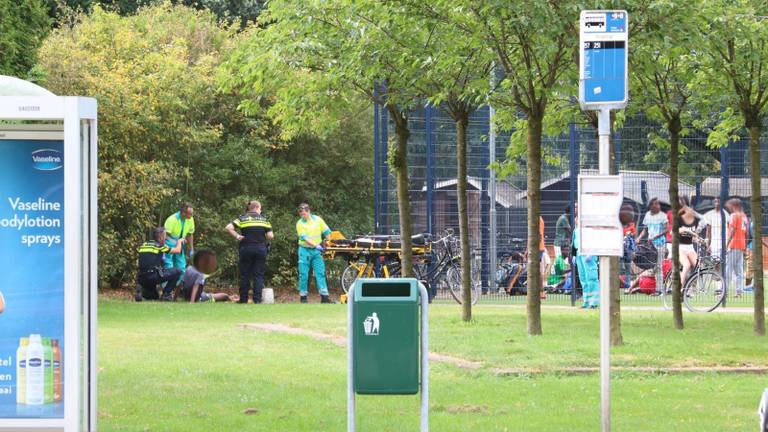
[[134, 202, 335, 304], [549, 196, 756, 307]]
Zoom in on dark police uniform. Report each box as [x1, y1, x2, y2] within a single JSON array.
[[232, 212, 272, 303], [136, 241, 183, 300]]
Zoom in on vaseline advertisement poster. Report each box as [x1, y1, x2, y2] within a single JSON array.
[[0, 138, 65, 418]]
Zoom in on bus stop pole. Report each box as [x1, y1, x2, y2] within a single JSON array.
[[598, 108, 612, 432], [348, 286, 356, 432]]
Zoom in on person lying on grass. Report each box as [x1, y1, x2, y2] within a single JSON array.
[[181, 249, 238, 303]]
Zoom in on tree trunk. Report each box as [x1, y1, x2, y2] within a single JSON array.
[[748, 124, 765, 336], [526, 113, 543, 336], [456, 113, 473, 321], [388, 108, 414, 278], [669, 118, 684, 330], [608, 113, 623, 346]]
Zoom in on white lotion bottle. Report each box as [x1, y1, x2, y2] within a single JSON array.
[[26, 334, 44, 405]]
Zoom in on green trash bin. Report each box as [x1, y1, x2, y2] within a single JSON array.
[[352, 278, 419, 395]]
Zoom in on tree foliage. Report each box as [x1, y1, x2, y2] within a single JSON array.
[[37, 4, 373, 288], [0, 0, 51, 78], [224, 0, 427, 279]]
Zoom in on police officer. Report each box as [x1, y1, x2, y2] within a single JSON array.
[[226, 201, 274, 304], [135, 227, 184, 301]]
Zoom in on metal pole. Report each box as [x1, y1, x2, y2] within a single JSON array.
[[426, 105, 435, 235], [347, 286, 356, 432], [374, 100, 381, 234], [419, 282, 430, 432], [569, 122, 578, 307], [489, 104, 497, 295], [597, 108, 611, 432], [720, 144, 729, 306]]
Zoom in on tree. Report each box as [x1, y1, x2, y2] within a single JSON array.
[[224, 0, 433, 279], [697, 0, 768, 335], [0, 0, 51, 78], [631, 0, 701, 330], [454, 0, 580, 335], [361, 1, 493, 320], [38, 4, 375, 288]]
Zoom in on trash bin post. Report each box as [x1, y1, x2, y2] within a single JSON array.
[[418, 282, 429, 432], [347, 284, 356, 432], [347, 279, 429, 432]]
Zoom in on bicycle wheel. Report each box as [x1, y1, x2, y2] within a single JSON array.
[[447, 263, 480, 306], [662, 271, 678, 310], [683, 270, 725, 312], [341, 262, 365, 294]]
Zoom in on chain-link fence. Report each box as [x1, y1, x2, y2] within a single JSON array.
[[371, 103, 766, 307]]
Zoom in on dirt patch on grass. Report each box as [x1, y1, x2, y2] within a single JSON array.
[[493, 366, 768, 376], [241, 323, 482, 370], [439, 404, 490, 415]]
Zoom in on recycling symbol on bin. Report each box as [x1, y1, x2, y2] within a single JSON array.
[[363, 313, 380, 336]]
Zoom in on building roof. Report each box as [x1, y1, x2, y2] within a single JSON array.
[[422, 176, 523, 208], [515, 170, 696, 206], [699, 177, 768, 198]]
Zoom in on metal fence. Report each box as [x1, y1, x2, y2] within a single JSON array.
[[372, 103, 768, 307]]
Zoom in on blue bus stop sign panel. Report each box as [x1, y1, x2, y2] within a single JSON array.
[[579, 11, 628, 109]]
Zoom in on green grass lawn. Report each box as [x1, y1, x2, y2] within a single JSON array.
[[98, 299, 767, 431]]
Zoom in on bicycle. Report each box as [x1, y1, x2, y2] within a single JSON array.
[[413, 229, 480, 305], [660, 236, 725, 312], [340, 253, 400, 294]]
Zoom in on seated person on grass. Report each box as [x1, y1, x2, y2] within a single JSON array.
[[182, 249, 238, 303], [626, 259, 672, 295]]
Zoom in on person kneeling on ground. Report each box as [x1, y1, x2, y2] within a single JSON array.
[[182, 249, 238, 303], [135, 227, 185, 302]]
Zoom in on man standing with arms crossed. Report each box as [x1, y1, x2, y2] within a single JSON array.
[[296, 203, 333, 304], [163, 203, 195, 295]]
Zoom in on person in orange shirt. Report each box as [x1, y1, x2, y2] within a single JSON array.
[[726, 198, 748, 296], [539, 216, 549, 299]]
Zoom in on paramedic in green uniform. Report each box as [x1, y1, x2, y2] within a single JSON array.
[[296, 203, 333, 303], [163, 203, 195, 284]]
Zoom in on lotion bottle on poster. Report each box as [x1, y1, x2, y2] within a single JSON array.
[[26, 334, 44, 405], [16, 337, 28, 404], [52, 339, 62, 402], [42, 338, 53, 404]]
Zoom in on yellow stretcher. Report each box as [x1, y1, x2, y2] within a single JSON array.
[[323, 231, 432, 261]]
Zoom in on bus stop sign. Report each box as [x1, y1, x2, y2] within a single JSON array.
[[579, 10, 629, 110]]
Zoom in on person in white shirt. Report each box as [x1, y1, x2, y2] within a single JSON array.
[[704, 197, 729, 258], [638, 198, 670, 290]]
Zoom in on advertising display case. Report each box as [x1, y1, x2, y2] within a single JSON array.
[[0, 77, 97, 432]]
